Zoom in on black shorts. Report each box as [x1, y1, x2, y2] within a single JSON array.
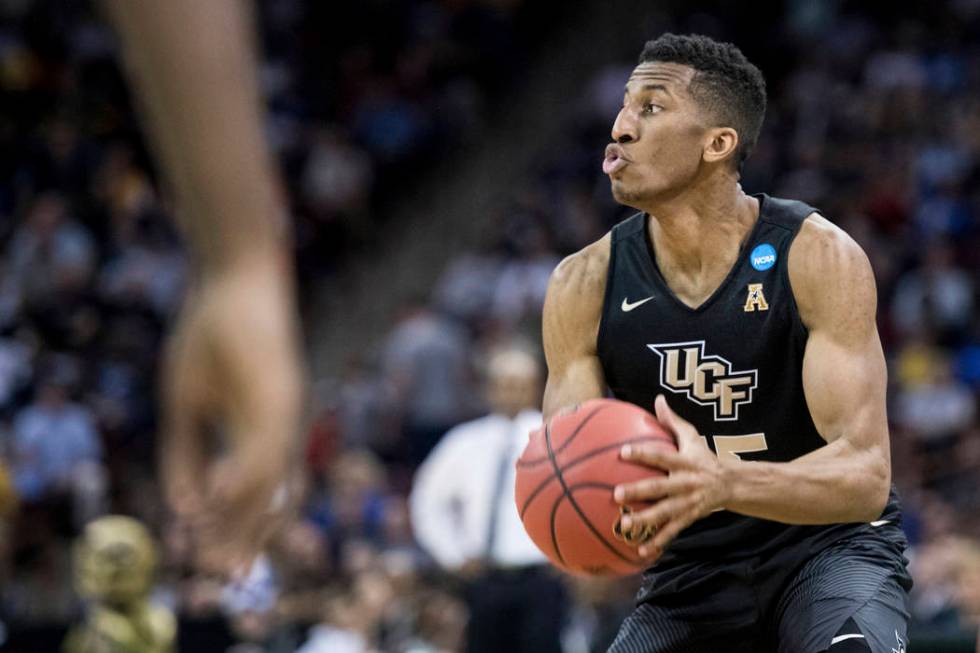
[[608, 527, 912, 653]]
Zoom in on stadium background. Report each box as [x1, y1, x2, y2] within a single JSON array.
[[0, 0, 979, 650]]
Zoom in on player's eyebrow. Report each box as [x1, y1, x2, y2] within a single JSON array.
[[624, 82, 672, 97]]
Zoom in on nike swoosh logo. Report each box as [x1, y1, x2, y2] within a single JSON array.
[[621, 296, 654, 312]]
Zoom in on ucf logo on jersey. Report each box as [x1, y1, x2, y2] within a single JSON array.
[[648, 341, 757, 420]]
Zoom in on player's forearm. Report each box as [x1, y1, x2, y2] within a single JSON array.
[[542, 361, 607, 419], [722, 438, 890, 524], [104, 0, 287, 274]]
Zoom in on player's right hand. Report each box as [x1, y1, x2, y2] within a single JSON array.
[[161, 255, 304, 577], [614, 395, 729, 561]]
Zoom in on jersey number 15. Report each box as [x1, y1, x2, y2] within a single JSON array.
[[702, 433, 768, 460]]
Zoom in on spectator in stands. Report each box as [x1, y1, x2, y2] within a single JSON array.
[[302, 127, 374, 219], [8, 356, 106, 525], [6, 192, 95, 304], [382, 301, 477, 466], [0, 326, 34, 410], [411, 346, 566, 653], [434, 246, 504, 325], [895, 355, 976, 446], [98, 214, 185, 318], [953, 540, 980, 628], [491, 220, 560, 328], [891, 240, 975, 344], [307, 448, 390, 549], [910, 536, 980, 647]]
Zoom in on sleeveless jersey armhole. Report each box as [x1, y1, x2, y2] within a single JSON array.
[[782, 211, 821, 341], [595, 230, 618, 361]]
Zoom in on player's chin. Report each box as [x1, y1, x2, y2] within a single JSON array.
[[610, 178, 648, 208]]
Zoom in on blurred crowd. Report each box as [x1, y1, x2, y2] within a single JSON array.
[[0, 0, 979, 651], [0, 0, 553, 650]]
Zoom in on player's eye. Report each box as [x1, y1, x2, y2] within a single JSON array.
[[643, 103, 661, 115]]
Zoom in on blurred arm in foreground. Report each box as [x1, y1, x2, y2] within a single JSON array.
[[103, 0, 303, 575]]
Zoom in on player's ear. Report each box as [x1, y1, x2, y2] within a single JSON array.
[[702, 126, 738, 166]]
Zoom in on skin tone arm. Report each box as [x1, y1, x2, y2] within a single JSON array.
[[615, 216, 892, 561], [541, 235, 611, 419], [104, 0, 285, 270], [103, 0, 303, 574]]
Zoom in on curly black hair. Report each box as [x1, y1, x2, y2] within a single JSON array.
[[639, 33, 766, 171]]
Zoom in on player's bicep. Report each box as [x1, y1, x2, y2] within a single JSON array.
[[802, 328, 888, 453], [793, 216, 888, 454]]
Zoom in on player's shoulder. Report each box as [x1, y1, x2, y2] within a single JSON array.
[[543, 232, 611, 353], [788, 213, 876, 326], [789, 213, 872, 285], [548, 232, 611, 300]]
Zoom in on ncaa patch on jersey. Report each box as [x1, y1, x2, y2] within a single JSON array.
[[750, 243, 777, 271]]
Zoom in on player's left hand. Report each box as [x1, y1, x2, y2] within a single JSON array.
[[613, 395, 731, 562]]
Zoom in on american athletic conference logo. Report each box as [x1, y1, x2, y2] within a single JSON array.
[[647, 341, 758, 421]]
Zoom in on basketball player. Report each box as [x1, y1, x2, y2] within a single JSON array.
[[542, 34, 912, 652], [104, 1, 303, 575]]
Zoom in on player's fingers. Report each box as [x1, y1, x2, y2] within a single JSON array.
[[160, 339, 209, 518], [620, 495, 695, 534], [193, 507, 268, 578], [635, 545, 663, 565], [620, 442, 688, 471], [639, 511, 698, 558], [653, 395, 700, 448], [166, 437, 267, 577], [194, 445, 294, 576], [193, 530, 262, 580], [613, 473, 697, 503], [613, 477, 668, 503], [198, 447, 295, 573], [160, 427, 205, 517]]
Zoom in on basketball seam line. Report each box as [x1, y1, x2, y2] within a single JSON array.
[[564, 482, 644, 566], [547, 483, 645, 571], [565, 481, 616, 491], [516, 403, 608, 467], [544, 419, 570, 566], [543, 420, 640, 569], [519, 434, 665, 519], [549, 491, 566, 566]]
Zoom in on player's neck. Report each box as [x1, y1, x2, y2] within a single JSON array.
[[644, 181, 758, 277]]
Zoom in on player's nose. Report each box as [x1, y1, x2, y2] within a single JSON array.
[[611, 108, 637, 144]]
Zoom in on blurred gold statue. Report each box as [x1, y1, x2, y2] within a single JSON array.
[[63, 516, 176, 653]]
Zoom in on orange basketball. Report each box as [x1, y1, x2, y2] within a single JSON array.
[[515, 398, 676, 576]]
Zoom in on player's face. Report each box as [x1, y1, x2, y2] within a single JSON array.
[[605, 63, 711, 208]]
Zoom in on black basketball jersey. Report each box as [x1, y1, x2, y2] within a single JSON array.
[[597, 194, 902, 566]]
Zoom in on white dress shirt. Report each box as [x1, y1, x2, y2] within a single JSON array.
[[410, 409, 546, 570]]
